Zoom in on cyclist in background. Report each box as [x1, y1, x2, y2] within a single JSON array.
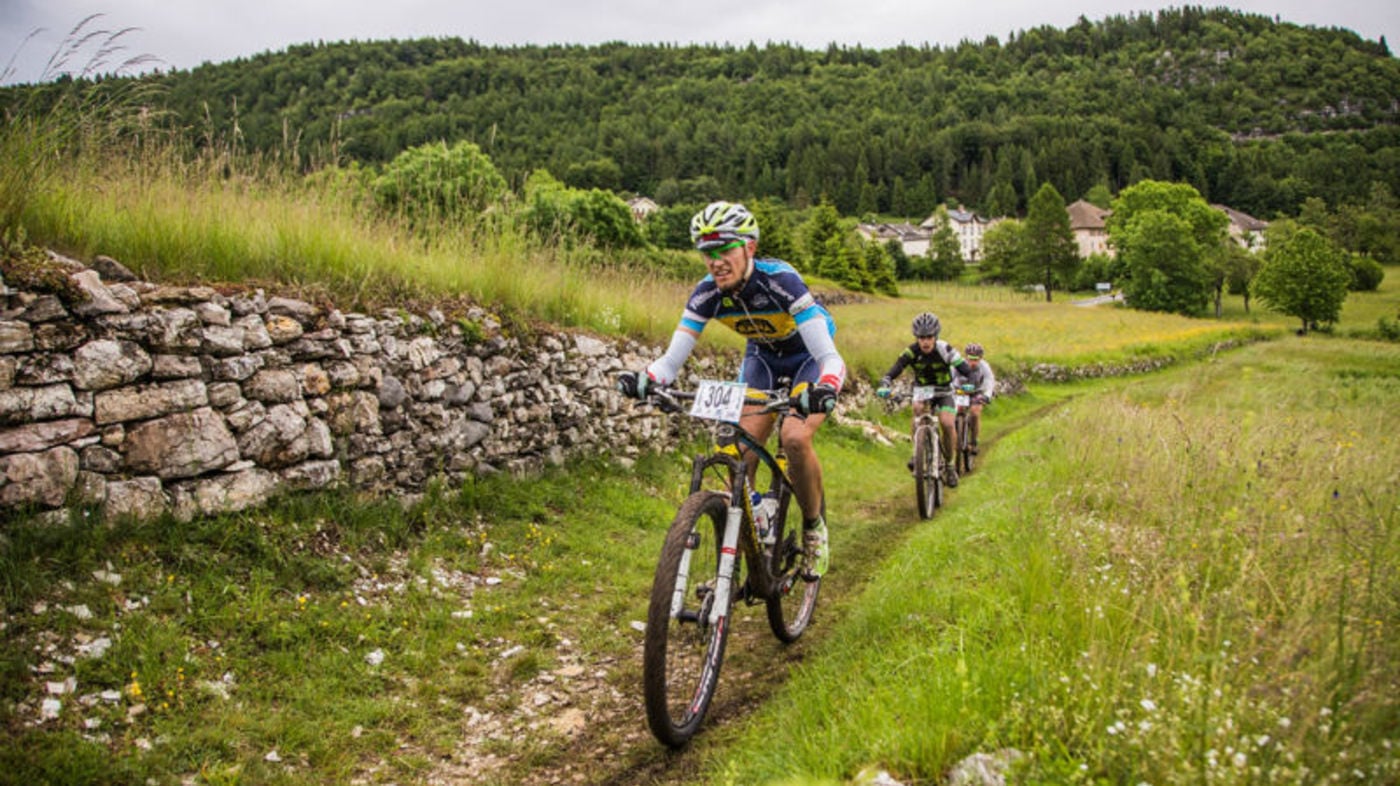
[[952, 342, 995, 456], [876, 312, 971, 487], [617, 201, 846, 578]]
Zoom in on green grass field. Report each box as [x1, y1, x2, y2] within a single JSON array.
[[693, 335, 1400, 785]]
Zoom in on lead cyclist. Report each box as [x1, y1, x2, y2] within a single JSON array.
[[617, 201, 846, 579]]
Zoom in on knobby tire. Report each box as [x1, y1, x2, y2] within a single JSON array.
[[957, 413, 975, 475], [915, 423, 941, 519], [643, 491, 732, 748], [765, 482, 820, 642]]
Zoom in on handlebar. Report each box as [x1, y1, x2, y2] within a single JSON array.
[[649, 386, 800, 416], [883, 386, 953, 404]]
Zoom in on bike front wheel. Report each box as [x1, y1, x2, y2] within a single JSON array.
[[915, 424, 941, 518], [765, 483, 820, 643], [643, 491, 733, 748]]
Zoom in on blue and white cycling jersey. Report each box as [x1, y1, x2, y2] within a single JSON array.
[[647, 258, 846, 391], [680, 259, 834, 355]]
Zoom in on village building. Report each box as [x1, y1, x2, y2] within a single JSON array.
[[855, 222, 931, 258], [921, 206, 993, 262], [626, 196, 659, 222], [1067, 199, 1114, 258], [1213, 204, 1269, 252]]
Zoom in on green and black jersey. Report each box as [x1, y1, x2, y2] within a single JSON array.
[[880, 340, 968, 388]]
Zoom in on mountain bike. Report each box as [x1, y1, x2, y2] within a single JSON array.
[[954, 386, 976, 475], [889, 386, 950, 519], [640, 380, 821, 748]]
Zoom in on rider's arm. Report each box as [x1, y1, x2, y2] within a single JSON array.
[[645, 284, 715, 385], [645, 326, 700, 386], [794, 306, 846, 391], [881, 348, 913, 387], [980, 361, 996, 398]]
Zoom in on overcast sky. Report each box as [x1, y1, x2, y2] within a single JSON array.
[[2, 1, 1396, 85]]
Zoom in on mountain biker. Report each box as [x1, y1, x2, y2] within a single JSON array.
[[952, 342, 995, 456], [617, 200, 846, 578], [875, 312, 971, 487]]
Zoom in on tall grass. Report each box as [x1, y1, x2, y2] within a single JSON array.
[[704, 335, 1400, 784], [1, 16, 161, 235], [13, 141, 707, 338]]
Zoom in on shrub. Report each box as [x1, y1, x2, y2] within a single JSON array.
[[371, 140, 507, 226], [1346, 253, 1385, 291]]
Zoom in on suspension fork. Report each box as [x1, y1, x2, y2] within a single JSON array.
[[708, 494, 745, 625]]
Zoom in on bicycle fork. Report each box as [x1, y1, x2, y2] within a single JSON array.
[[668, 498, 745, 627], [707, 502, 745, 625]]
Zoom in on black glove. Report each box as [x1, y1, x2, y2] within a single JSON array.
[[616, 371, 651, 400], [798, 383, 837, 416]]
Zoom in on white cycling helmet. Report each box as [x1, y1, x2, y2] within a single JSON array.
[[689, 201, 760, 251]]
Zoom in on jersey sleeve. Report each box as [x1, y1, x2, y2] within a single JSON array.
[[881, 348, 914, 385]]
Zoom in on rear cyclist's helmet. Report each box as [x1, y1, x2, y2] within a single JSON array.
[[690, 201, 760, 251], [911, 312, 941, 338], [964, 342, 984, 358]]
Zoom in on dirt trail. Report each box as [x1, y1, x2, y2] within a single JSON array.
[[462, 490, 925, 786]]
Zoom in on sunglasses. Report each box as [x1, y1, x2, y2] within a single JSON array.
[[702, 240, 746, 259]]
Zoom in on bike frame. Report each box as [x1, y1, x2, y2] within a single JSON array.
[[889, 387, 951, 517], [666, 390, 799, 613]]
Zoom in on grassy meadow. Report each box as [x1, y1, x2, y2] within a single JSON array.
[[702, 336, 1399, 785]]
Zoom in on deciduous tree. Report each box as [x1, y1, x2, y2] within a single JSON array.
[[1252, 228, 1351, 333]]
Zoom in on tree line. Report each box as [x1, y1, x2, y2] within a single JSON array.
[[7, 6, 1396, 225]]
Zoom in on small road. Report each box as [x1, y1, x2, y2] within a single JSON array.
[[1072, 292, 1123, 307]]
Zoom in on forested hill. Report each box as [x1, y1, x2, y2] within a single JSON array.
[[27, 7, 1400, 219]]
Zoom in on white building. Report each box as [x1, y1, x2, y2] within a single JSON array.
[[855, 222, 930, 258], [920, 206, 993, 262], [1067, 200, 1114, 258]]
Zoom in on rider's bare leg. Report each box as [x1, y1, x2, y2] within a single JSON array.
[[780, 412, 826, 522]]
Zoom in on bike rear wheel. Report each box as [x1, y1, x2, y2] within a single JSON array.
[[643, 491, 733, 748], [957, 413, 975, 474], [765, 483, 820, 643], [915, 424, 941, 518]]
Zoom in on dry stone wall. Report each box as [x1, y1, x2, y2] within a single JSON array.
[[0, 252, 716, 523]]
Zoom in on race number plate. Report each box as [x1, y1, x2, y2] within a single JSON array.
[[912, 385, 939, 402], [690, 380, 747, 423], [954, 393, 971, 408]]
